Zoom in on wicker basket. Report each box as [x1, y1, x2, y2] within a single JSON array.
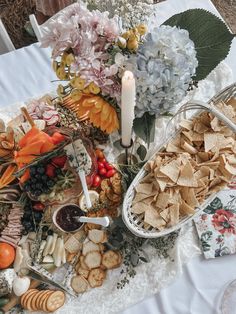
[[122, 82, 236, 238]]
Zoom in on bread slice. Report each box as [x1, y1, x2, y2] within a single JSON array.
[[102, 250, 122, 269], [71, 276, 88, 294], [82, 241, 100, 255], [88, 229, 107, 244], [84, 251, 102, 269], [88, 268, 106, 288]]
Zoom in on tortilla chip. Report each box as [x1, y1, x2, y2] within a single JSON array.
[[155, 192, 170, 209], [144, 207, 166, 229], [177, 161, 198, 187], [135, 183, 153, 195], [131, 202, 151, 214], [181, 141, 198, 154], [160, 208, 170, 222], [179, 200, 195, 215], [132, 192, 156, 204], [204, 133, 218, 152], [197, 152, 210, 162], [179, 119, 193, 130], [168, 204, 180, 226], [180, 187, 199, 207], [159, 159, 180, 183]]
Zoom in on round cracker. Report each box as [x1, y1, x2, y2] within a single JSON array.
[[36, 290, 48, 310], [35, 290, 49, 309], [24, 290, 38, 311], [40, 290, 53, 312], [30, 290, 42, 311], [46, 291, 66, 312], [21, 289, 37, 309]]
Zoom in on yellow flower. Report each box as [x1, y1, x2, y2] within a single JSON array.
[[56, 67, 67, 80], [57, 84, 65, 97], [52, 60, 58, 72], [88, 82, 100, 95], [127, 38, 138, 51], [70, 77, 86, 90], [122, 30, 132, 40], [66, 53, 75, 66], [70, 89, 82, 101], [137, 24, 148, 35]]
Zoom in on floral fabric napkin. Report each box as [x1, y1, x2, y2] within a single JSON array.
[[194, 189, 236, 259]]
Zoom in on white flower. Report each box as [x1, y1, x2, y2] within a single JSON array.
[[126, 25, 198, 117]]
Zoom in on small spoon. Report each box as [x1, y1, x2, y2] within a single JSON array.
[[74, 216, 110, 227]]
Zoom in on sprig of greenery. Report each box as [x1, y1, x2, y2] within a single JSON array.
[[107, 217, 179, 289]]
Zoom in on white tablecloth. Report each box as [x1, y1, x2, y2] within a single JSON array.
[[0, 1, 236, 314]]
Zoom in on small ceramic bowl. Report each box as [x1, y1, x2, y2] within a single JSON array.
[[52, 203, 85, 233]]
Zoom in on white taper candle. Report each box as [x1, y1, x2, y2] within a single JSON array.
[[121, 71, 136, 147]]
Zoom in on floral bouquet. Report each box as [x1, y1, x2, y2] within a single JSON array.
[[41, 1, 234, 145]]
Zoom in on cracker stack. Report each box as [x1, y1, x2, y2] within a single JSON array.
[[20, 289, 65, 312]]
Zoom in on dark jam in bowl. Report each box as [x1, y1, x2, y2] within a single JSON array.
[[55, 205, 84, 232]]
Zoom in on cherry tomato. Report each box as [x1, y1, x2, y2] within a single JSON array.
[[104, 162, 113, 171], [92, 175, 102, 187], [98, 162, 105, 170], [106, 169, 116, 178], [95, 149, 104, 159], [99, 168, 107, 176], [98, 158, 106, 164]]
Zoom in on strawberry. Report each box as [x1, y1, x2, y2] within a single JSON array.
[[51, 155, 67, 168], [46, 164, 56, 177]]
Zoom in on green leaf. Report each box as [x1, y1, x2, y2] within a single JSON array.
[[137, 145, 147, 161], [133, 113, 155, 146], [163, 9, 234, 80]]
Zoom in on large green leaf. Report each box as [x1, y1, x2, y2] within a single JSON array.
[[163, 9, 234, 81], [133, 113, 155, 146]]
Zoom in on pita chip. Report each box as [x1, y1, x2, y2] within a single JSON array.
[[131, 202, 151, 214], [180, 200, 195, 215], [177, 161, 198, 187], [155, 192, 170, 209], [169, 204, 180, 226], [180, 187, 199, 207], [144, 207, 166, 229], [159, 159, 180, 183], [135, 183, 153, 195]]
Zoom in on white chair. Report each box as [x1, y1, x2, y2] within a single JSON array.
[[0, 18, 15, 54], [29, 14, 43, 42]]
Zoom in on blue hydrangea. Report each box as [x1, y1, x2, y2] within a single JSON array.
[[132, 25, 198, 117]]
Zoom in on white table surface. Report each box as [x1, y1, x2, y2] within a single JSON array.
[[0, 1, 236, 314]]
